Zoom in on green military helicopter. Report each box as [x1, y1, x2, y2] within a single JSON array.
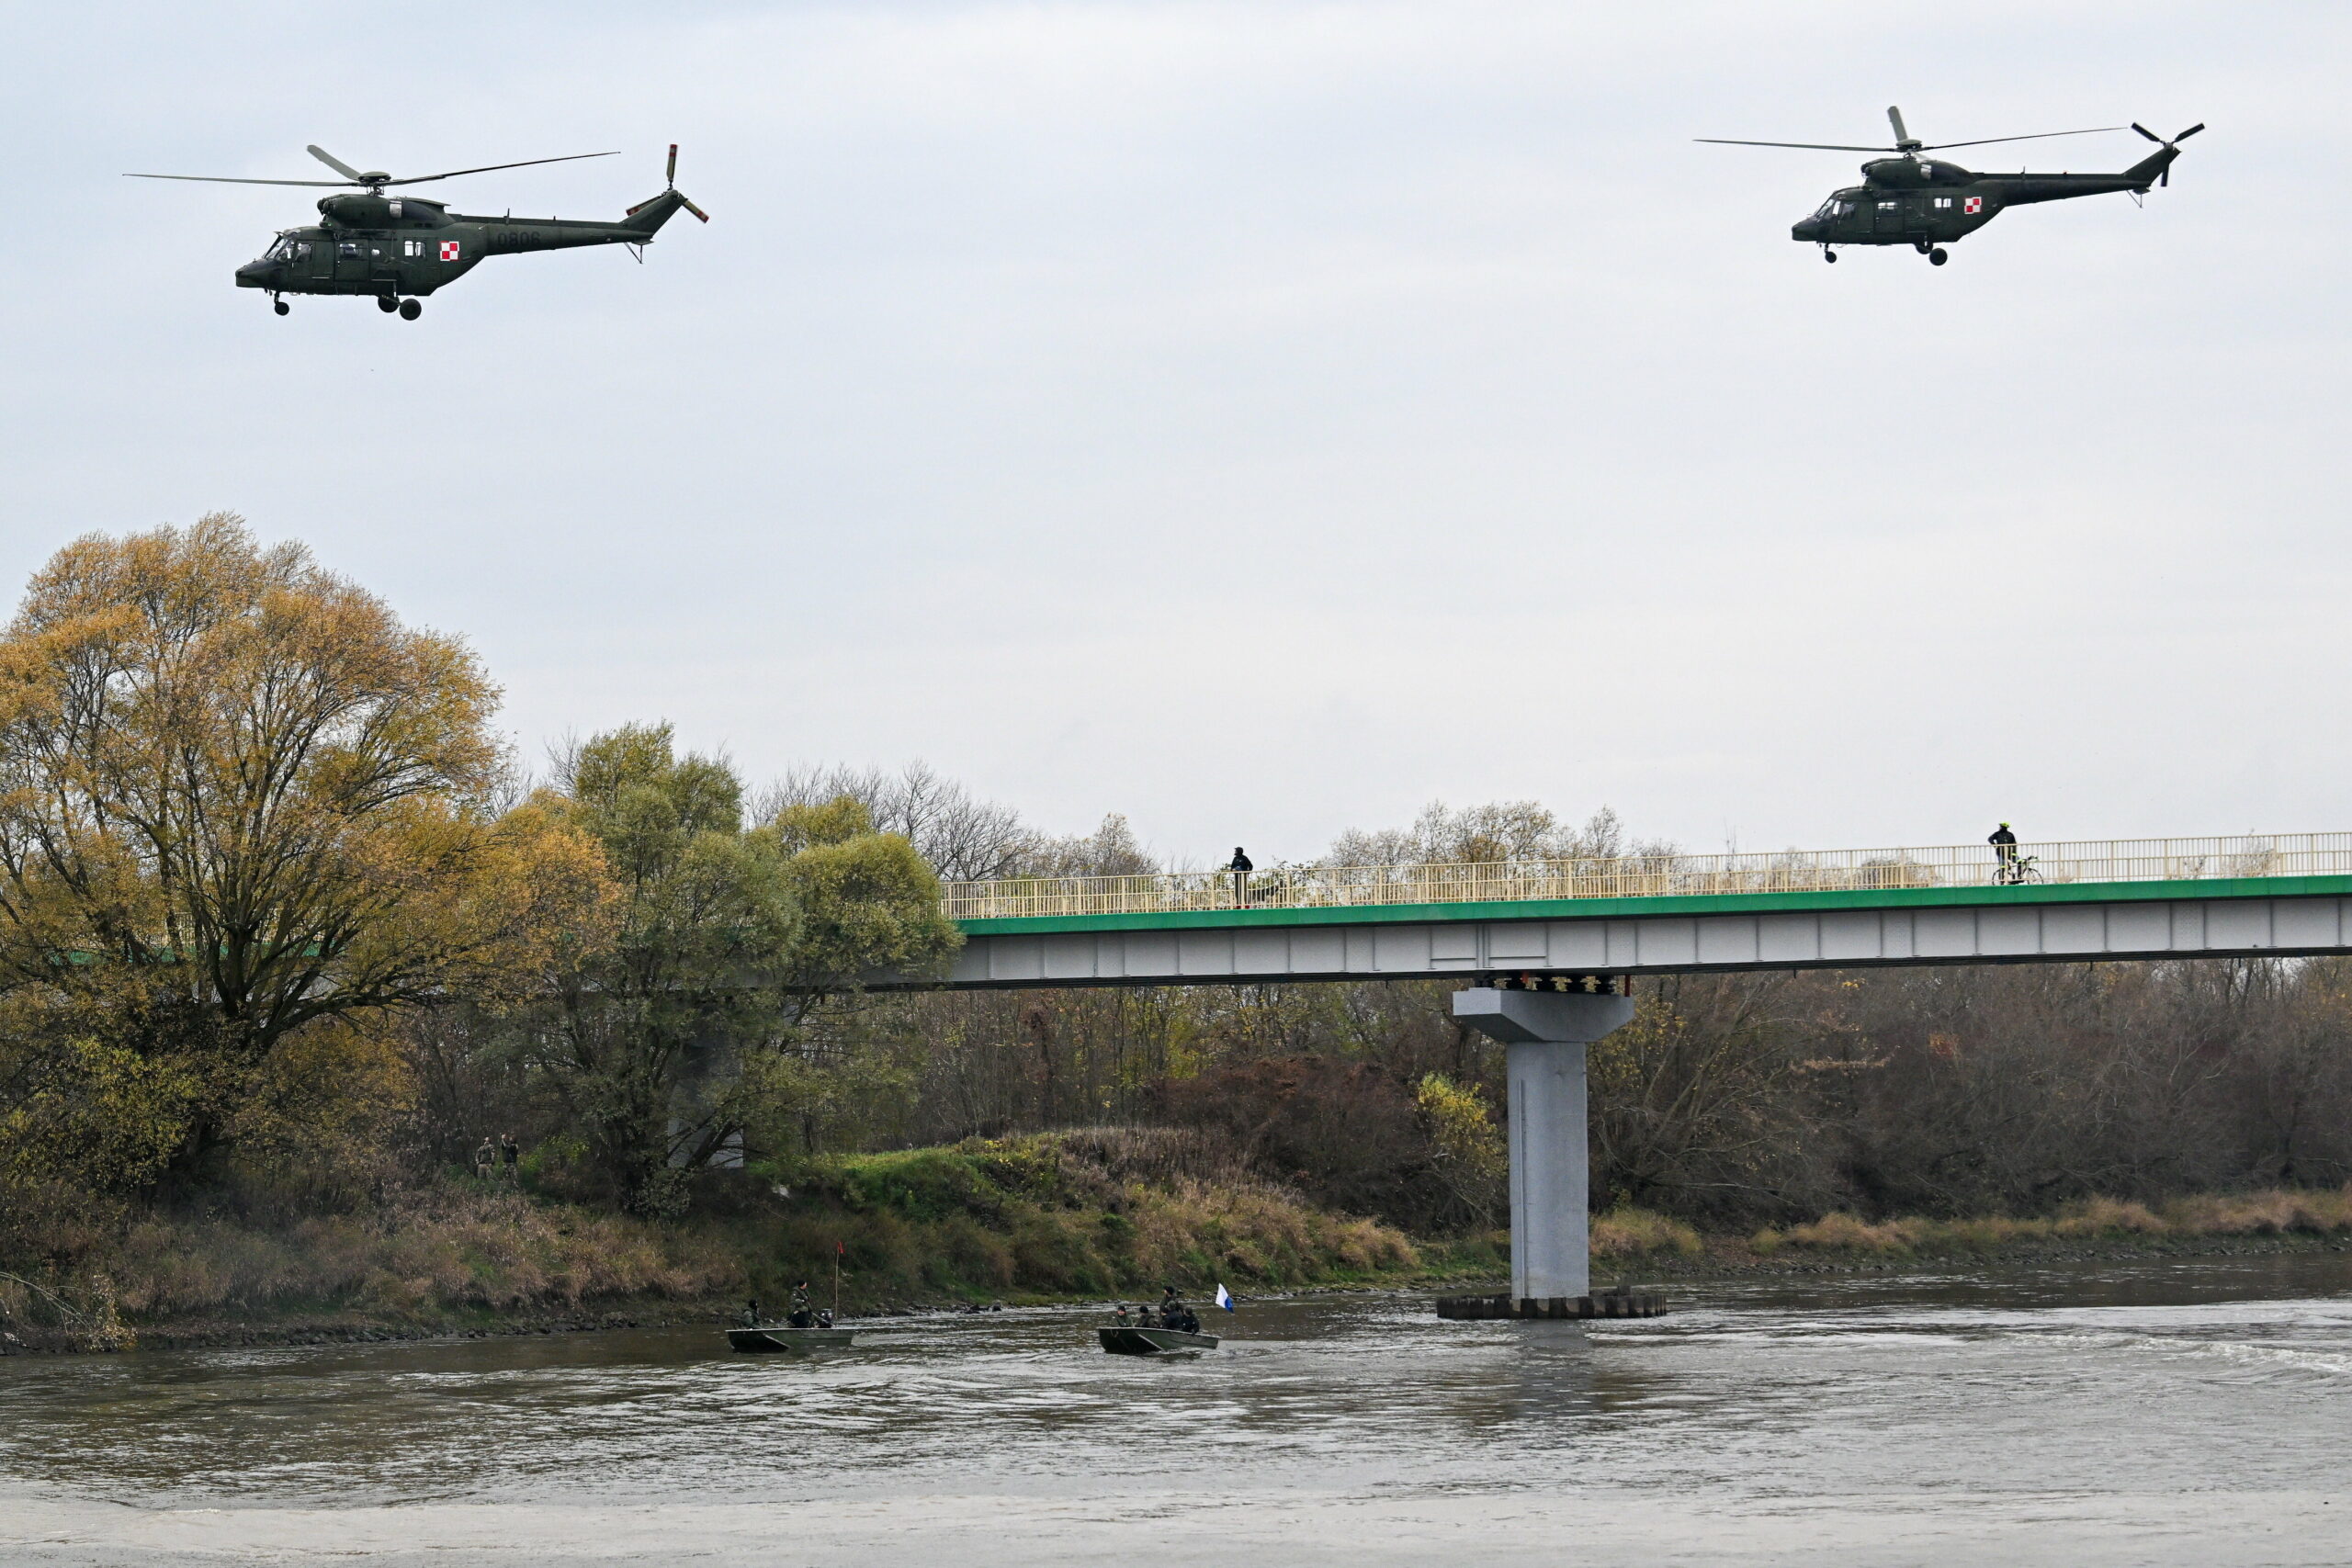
[[1700, 107, 2201, 265], [127, 144, 709, 318]]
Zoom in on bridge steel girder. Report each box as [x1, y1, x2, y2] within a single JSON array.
[[923, 884, 2352, 989]]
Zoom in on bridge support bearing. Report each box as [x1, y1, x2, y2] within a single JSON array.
[[1452, 987, 1635, 1303]]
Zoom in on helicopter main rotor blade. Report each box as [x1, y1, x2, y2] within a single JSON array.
[[124, 173, 353, 186], [1695, 139, 1897, 152], [307, 145, 368, 181], [1913, 126, 2125, 151], [1887, 106, 1913, 145], [379, 151, 621, 187]]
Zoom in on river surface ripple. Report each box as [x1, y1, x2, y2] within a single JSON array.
[[3, 1254, 2349, 1565]]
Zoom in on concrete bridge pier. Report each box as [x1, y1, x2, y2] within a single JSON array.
[[1452, 987, 1636, 1305]]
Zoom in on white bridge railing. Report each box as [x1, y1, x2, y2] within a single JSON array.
[[941, 832, 2352, 922]]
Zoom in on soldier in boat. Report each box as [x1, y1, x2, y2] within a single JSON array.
[[786, 1282, 816, 1328], [1158, 1287, 1200, 1334]]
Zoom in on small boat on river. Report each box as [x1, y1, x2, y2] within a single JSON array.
[[728, 1325, 858, 1353], [1099, 1325, 1220, 1355]]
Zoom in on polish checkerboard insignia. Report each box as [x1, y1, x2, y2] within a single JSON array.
[[1962, 197, 1984, 216], [440, 241, 461, 262]]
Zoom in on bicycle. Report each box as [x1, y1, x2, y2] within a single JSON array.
[[1995, 853, 2041, 886]]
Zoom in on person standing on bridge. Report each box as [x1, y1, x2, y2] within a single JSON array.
[[1228, 847, 1253, 908], [1989, 822, 2019, 883]]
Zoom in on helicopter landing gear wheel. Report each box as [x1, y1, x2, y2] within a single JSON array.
[[1928, 247, 1949, 266], [378, 294, 399, 313], [398, 298, 422, 321], [1823, 248, 1838, 263], [273, 299, 289, 316]]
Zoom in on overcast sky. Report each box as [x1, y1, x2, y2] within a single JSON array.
[[4, 1, 2346, 865]]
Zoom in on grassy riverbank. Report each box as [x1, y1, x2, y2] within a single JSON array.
[[0, 1131, 1424, 1352], [1580, 1185, 2352, 1280], [8, 1144, 2350, 1353]]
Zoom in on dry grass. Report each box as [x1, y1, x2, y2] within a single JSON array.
[[1748, 1184, 2352, 1256], [2155, 1186, 2352, 1235], [98, 1189, 732, 1321], [1591, 1207, 1703, 1259]]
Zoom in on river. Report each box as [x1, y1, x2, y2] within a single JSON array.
[[3, 1254, 2347, 1565]]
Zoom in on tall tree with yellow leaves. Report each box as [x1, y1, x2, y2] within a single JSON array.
[[0, 514, 604, 1188]]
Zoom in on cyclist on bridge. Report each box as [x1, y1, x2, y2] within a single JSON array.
[[1989, 823, 2020, 883]]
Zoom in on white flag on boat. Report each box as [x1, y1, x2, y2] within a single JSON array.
[[1215, 1283, 1235, 1312]]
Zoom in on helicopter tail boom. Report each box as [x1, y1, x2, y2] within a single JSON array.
[[2121, 144, 2180, 190]]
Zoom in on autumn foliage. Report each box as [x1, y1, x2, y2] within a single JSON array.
[[0, 517, 954, 1259]]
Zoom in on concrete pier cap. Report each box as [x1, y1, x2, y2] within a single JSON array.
[[1453, 987, 1636, 1303], [1452, 987, 1634, 1044]]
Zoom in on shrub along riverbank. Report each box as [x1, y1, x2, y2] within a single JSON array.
[[6, 1140, 2347, 1353]]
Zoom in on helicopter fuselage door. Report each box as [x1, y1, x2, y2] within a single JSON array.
[[1871, 197, 1905, 239], [332, 239, 371, 288]]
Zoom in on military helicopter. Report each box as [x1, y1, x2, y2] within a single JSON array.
[[1699, 107, 2201, 265], [126, 144, 709, 318]]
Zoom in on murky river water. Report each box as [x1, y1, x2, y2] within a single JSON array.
[[4, 1255, 2348, 1565]]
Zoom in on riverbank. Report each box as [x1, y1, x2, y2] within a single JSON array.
[[1577, 1186, 2352, 1283], [7, 1149, 2349, 1354], [0, 1131, 1426, 1353]]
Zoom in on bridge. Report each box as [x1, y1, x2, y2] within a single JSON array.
[[932, 831, 2352, 988], [920, 831, 2352, 1315]]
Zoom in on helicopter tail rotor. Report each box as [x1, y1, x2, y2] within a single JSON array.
[[662, 143, 708, 219], [2130, 121, 2204, 186], [624, 147, 710, 229]]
